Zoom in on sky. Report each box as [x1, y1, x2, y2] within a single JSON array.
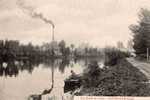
[[1, 0, 150, 47]]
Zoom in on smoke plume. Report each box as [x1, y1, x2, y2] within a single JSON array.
[[16, 0, 55, 28]]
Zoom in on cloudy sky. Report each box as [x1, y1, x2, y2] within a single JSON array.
[[0, 0, 150, 47]]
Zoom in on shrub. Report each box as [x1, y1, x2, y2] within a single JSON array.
[[78, 59, 150, 96], [104, 47, 128, 66], [82, 61, 101, 87], [93, 59, 150, 96]]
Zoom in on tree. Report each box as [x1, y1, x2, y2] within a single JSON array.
[[58, 40, 66, 56], [127, 40, 133, 50], [70, 44, 75, 56], [70, 44, 74, 50], [117, 41, 124, 50], [64, 47, 70, 56], [129, 8, 150, 55]]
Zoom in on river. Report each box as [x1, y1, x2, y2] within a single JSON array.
[[0, 58, 102, 100]]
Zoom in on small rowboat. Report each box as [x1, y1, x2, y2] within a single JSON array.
[[64, 74, 82, 93]]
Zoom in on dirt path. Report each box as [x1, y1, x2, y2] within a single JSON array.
[[127, 58, 150, 80]]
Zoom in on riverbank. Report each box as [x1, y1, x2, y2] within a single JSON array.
[[74, 58, 150, 96]]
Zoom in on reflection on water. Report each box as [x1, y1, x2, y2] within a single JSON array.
[[0, 59, 70, 77], [0, 58, 102, 100]]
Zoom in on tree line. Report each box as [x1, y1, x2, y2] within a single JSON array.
[[0, 39, 103, 61]]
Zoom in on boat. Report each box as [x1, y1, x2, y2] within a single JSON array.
[[64, 74, 82, 93]]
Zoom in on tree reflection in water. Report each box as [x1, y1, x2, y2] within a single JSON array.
[[0, 58, 98, 100], [28, 59, 55, 100], [28, 58, 71, 100], [0, 61, 18, 77], [0, 58, 72, 77], [0, 58, 69, 100], [0, 59, 41, 77]]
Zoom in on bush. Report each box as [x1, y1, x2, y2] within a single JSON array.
[[82, 61, 101, 87], [93, 59, 150, 96], [104, 47, 129, 66], [78, 59, 150, 96]]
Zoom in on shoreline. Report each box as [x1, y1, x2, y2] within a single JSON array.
[[72, 58, 150, 96]]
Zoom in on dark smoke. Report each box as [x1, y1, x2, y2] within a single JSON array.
[[32, 12, 55, 28], [16, 0, 55, 28]]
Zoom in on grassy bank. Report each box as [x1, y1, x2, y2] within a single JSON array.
[[75, 48, 150, 96]]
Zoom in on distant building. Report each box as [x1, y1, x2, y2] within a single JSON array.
[[42, 41, 62, 56], [50, 41, 62, 56]]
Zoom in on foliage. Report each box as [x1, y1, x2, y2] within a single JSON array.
[[78, 59, 150, 96], [0, 39, 104, 61], [129, 8, 150, 55], [104, 47, 129, 66], [82, 61, 101, 87], [58, 40, 66, 56], [117, 41, 124, 49]]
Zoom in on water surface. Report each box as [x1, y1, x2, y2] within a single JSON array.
[[0, 58, 102, 100]]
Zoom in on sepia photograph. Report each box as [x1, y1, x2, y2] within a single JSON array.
[[0, 0, 150, 100]]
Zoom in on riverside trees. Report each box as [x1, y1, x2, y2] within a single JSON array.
[[0, 39, 103, 60], [130, 8, 150, 57]]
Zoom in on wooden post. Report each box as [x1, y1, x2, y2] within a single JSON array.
[[62, 95, 64, 100], [147, 48, 149, 61]]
